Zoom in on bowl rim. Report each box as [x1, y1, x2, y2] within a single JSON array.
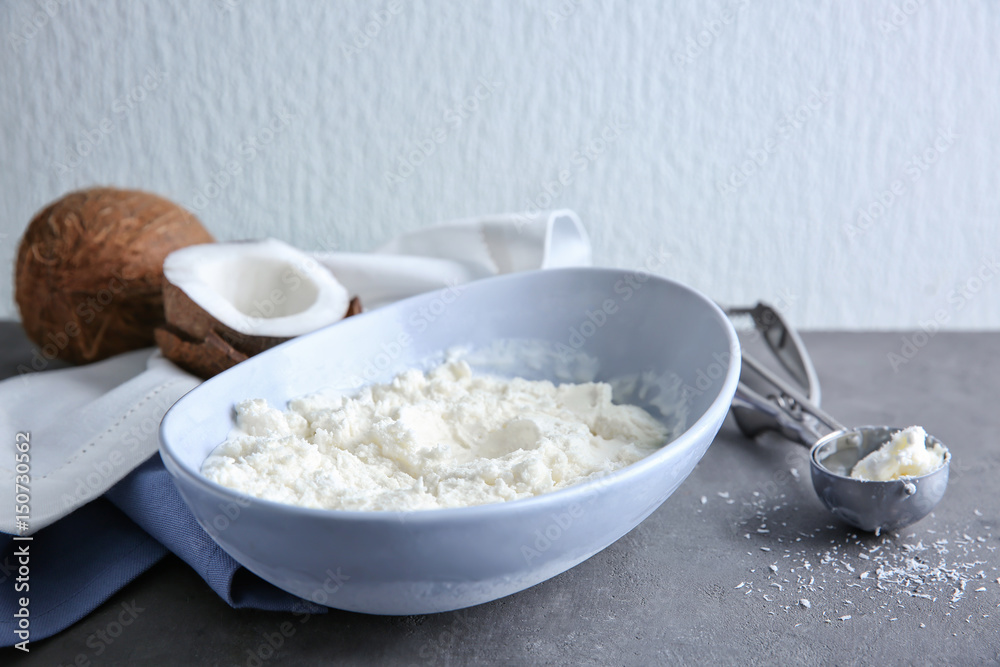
[[159, 266, 742, 524]]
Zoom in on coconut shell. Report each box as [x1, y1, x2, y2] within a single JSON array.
[[154, 325, 249, 379], [159, 294, 362, 379], [344, 295, 363, 318], [162, 281, 289, 357], [15, 188, 215, 364]]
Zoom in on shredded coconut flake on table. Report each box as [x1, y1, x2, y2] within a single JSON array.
[[722, 486, 998, 625]]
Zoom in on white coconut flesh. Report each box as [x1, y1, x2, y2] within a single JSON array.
[[163, 238, 350, 337]]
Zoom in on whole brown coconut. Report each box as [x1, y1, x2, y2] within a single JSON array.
[[15, 188, 215, 364]]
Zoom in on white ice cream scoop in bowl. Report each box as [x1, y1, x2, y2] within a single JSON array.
[[159, 268, 741, 615]]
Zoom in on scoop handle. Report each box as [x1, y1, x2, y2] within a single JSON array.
[[732, 353, 846, 447]]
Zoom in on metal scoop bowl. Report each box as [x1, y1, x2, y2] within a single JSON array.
[[810, 426, 950, 533], [727, 304, 951, 534]]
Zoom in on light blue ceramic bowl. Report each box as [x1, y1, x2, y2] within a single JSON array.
[[159, 268, 741, 615]]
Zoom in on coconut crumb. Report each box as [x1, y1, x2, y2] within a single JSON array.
[[727, 481, 997, 627]]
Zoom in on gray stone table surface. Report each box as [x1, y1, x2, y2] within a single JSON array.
[[3, 324, 999, 666]]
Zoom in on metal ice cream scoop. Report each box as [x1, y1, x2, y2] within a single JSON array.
[[726, 304, 951, 534]]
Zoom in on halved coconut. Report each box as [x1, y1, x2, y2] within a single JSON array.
[[156, 238, 361, 378]]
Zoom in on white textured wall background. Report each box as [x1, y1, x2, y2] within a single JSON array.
[[1, 0, 998, 329]]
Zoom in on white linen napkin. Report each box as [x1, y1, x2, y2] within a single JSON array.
[[0, 210, 591, 534], [313, 209, 590, 308]]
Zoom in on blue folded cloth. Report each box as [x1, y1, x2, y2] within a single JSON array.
[[0, 455, 322, 646]]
